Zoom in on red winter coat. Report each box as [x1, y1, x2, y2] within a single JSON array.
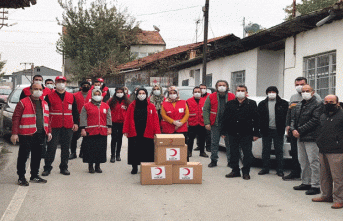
[[209, 92, 235, 125], [123, 100, 161, 139], [47, 91, 74, 129], [187, 97, 205, 126], [84, 102, 109, 136], [23, 86, 51, 100], [74, 91, 92, 114], [108, 99, 128, 123], [161, 100, 188, 133]]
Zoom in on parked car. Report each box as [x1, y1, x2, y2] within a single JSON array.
[[219, 96, 291, 160], [0, 86, 12, 102]]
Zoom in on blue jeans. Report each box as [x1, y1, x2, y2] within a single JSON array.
[[262, 129, 284, 172], [210, 125, 230, 163]]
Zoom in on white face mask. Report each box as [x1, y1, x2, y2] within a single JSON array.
[[137, 94, 146, 101], [169, 94, 177, 100], [201, 89, 207, 95], [94, 86, 101, 90], [34, 80, 42, 85], [32, 90, 43, 98], [124, 90, 128, 94], [236, 91, 246, 99], [218, 86, 227, 93], [194, 93, 201, 98], [153, 90, 161, 96], [268, 93, 277, 100], [302, 92, 312, 100], [295, 85, 303, 93], [116, 93, 124, 98], [93, 95, 102, 102], [56, 83, 66, 90], [46, 84, 54, 89]]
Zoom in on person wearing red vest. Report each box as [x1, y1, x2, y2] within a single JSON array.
[[107, 87, 130, 163], [123, 88, 161, 174], [69, 81, 92, 159], [80, 89, 112, 173], [11, 83, 52, 186], [161, 86, 189, 136], [19, 75, 52, 101], [42, 76, 79, 176], [186, 86, 209, 159], [203, 80, 235, 168]]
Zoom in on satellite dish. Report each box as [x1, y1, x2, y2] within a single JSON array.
[[244, 23, 260, 33], [153, 25, 160, 32]]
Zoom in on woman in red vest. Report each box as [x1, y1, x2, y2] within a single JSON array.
[[107, 87, 130, 163], [161, 86, 189, 137], [123, 88, 161, 174], [80, 89, 112, 173]]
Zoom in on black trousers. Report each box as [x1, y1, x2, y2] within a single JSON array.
[[17, 133, 46, 178], [70, 127, 82, 154], [196, 129, 211, 150], [111, 123, 124, 157], [229, 135, 253, 175], [262, 129, 284, 171], [188, 125, 206, 154], [44, 127, 73, 171], [289, 134, 301, 175]]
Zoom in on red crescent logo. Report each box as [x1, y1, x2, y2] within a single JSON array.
[[155, 167, 163, 175], [170, 149, 177, 156], [183, 168, 191, 176]]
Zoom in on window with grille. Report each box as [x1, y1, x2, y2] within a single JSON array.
[[304, 51, 336, 98], [231, 71, 245, 92]]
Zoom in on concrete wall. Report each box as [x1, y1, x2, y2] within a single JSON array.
[[283, 19, 343, 100]]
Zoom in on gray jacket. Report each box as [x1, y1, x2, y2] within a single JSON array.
[[290, 95, 324, 142]]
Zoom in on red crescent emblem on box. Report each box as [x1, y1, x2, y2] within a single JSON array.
[[170, 149, 177, 156], [183, 168, 190, 176], [155, 167, 163, 175]]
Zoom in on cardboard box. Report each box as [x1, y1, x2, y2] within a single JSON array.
[[172, 162, 203, 184], [140, 162, 173, 185], [154, 134, 185, 147], [155, 144, 187, 165]]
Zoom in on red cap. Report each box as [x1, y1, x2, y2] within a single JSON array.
[[55, 76, 67, 81], [98, 78, 104, 82]]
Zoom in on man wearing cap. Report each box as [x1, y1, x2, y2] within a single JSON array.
[[69, 81, 92, 159], [257, 86, 289, 177], [20, 75, 52, 100], [42, 76, 79, 176]]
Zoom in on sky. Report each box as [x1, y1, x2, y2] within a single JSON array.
[[0, 0, 294, 75]]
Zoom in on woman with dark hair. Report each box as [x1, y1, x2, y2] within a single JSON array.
[[107, 87, 131, 163], [123, 88, 161, 174]]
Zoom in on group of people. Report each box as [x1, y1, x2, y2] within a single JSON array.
[[11, 75, 343, 209]]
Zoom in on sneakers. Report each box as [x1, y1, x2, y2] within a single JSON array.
[[258, 169, 269, 175], [208, 161, 217, 168], [293, 184, 311, 191], [60, 169, 70, 175], [199, 152, 209, 158], [41, 170, 50, 176], [306, 187, 321, 195], [30, 176, 47, 183], [18, 177, 29, 186], [116, 156, 121, 161]]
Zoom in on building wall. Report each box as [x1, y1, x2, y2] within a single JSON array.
[[283, 19, 343, 100], [12, 66, 61, 87], [130, 45, 166, 59]]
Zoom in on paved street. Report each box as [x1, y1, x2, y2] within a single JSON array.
[[0, 137, 342, 221]]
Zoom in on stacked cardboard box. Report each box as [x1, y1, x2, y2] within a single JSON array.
[[141, 134, 202, 185]]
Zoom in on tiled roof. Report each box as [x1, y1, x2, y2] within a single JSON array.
[[136, 30, 166, 46], [0, 0, 36, 8], [118, 34, 239, 71]]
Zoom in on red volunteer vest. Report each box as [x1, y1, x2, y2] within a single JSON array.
[[109, 99, 127, 123], [209, 92, 235, 125], [74, 91, 92, 114], [48, 91, 74, 129], [161, 100, 188, 133], [18, 97, 49, 135], [102, 86, 109, 98], [84, 102, 109, 136], [187, 97, 205, 126], [23, 86, 51, 100]]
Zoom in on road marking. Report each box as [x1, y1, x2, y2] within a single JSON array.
[[0, 186, 28, 221]]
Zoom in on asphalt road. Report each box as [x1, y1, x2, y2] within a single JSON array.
[[0, 137, 342, 221]]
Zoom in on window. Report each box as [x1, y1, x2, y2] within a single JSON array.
[[304, 51, 336, 98], [182, 79, 189, 86], [231, 71, 245, 92], [206, 74, 212, 87]]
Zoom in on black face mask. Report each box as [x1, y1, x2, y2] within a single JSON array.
[[82, 87, 90, 92], [324, 103, 337, 113]]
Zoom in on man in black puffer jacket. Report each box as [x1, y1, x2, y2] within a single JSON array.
[[290, 84, 324, 195], [313, 95, 343, 209]]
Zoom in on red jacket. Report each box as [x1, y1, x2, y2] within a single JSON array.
[[23, 86, 51, 100], [123, 100, 161, 139], [47, 91, 74, 128], [12, 97, 50, 135], [209, 92, 235, 125], [187, 97, 205, 126], [74, 91, 92, 114], [108, 99, 127, 123], [84, 102, 109, 136], [161, 100, 188, 133]]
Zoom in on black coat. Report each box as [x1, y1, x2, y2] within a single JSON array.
[[221, 98, 260, 137], [316, 108, 343, 153], [257, 96, 289, 137], [290, 96, 324, 142]]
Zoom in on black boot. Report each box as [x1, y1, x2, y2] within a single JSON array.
[[89, 163, 95, 173], [95, 163, 102, 173], [110, 155, 115, 163], [116, 154, 121, 162], [208, 160, 217, 168], [131, 165, 138, 174]]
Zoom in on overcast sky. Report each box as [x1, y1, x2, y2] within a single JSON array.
[[0, 0, 294, 75]]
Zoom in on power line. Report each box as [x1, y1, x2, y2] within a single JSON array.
[[136, 5, 202, 17]]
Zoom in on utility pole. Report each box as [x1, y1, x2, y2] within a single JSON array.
[[202, 0, 209, 85], [20, 62, 34, 82], [195, 19, 201, 43]]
